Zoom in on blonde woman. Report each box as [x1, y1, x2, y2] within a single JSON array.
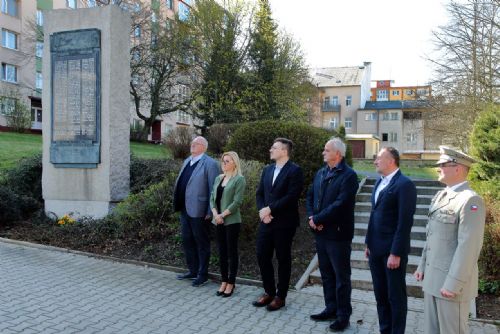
[[210, 151, 246, 297]]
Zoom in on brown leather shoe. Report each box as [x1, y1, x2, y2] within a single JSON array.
[[252, 294, 274, 307], [266, 296, 285, 311]]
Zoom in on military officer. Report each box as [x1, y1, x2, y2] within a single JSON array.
[[414, 146, 486, 334]]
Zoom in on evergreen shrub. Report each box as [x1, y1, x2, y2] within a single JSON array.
[[225, 120, 334, 188]]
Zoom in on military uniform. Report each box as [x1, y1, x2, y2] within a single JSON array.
[[416, 147, 486, 334]]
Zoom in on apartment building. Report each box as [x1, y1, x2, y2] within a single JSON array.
[[1, 0, 197, 141], [357, 80, 434, 158], [309, 62, 372, 134]]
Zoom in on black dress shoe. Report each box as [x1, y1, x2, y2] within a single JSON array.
[[222, 285, 235, 298], [177, 272, 197, 280], [192, 277, 208, 287], [216, 290, 224, 296], [329, 319, 349, 332], [310, 310, 337, 321]]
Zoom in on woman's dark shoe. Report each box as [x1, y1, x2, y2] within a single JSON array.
[[216, 283, 228, 296], [222, 284, 235, 297]]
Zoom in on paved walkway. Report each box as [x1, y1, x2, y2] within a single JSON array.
[[0, 240, 498, 334]]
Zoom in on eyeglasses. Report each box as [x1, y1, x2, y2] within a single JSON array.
[[222, 159, 233, 164], [438, 163, 458, 168]]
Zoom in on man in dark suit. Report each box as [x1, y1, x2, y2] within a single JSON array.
[[307, 138, 358, 332], [173, 136, 220, 287], [365, 147, 417, 334], [252, 138, 304, 311]]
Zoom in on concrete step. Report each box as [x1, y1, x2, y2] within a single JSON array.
[[355, 223, 427, 241], [364, 178, 442, 188], [356, 193, 434, 205], [351, 235, 425, 257], [350, 250, 420, 273], [310, 268, 423, 298], [354, 212, 428, 227], [299, 286, 424, 312], [361, 184, 442, 196], [355, 202, 430, 216]]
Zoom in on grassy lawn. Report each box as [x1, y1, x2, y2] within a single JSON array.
[[353, 160, 438, 180], [0, 132, 170, 174]]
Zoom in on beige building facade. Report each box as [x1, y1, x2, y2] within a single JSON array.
[[1, 0, 197, 141]]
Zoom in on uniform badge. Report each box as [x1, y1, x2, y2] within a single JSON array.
[[470, 205, 478, 212]]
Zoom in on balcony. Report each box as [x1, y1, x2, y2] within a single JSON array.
[[321, 103, 341, 112]]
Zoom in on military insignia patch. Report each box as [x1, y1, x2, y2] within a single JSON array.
[[470, 205, 478, 212]]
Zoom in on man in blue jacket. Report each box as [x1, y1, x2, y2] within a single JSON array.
[[173, 136, 220, 287], [365, 147, 417, 334], [307, 138, 358, 332]]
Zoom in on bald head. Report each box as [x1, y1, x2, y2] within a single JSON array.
[[191, 136, 208, 157]]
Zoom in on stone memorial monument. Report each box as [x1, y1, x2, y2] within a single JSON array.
[[42, 6, 130, 219]]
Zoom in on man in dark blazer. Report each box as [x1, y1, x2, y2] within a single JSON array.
[[173, 136, 220, 287], [307, 138, 358, 332], [252, 138, 304, 311], [365, 147, 417, 334]]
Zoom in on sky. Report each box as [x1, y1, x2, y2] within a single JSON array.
[[269, 0, 450, 86]]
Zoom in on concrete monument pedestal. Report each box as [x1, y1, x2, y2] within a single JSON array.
[[42, 6, 130, 219]]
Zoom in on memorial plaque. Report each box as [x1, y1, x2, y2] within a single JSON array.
[[50, 29, 101, 168]]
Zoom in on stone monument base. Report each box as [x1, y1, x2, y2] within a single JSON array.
[[45, 200, 117, 220]]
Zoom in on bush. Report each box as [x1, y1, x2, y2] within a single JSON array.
[[478, 197, 500, 295], [163, 127, 194, 159], [239, 159, 264, 241], [130, 155, 182, 194], [109, 171, 179, 240], [225, 120, 334, 188], [0, 185, 38, 225], [205, 123, 242, 155], [2, 154, 43, 201], [470, 104, 500, 200]]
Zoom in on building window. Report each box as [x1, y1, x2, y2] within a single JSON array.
[[1, 29, 18, 50], [382, 133, 388, 141], [324, 96, 329, 105], [1, 63, 17, 83], [31, 107, 42, 122], [179, 0, 191, 21], [36, 10, 44, 26], [344, 117, 352, 129], [392, 90, 400, 96], [87, 0, 97, 7], [405, 89, 414, 95], [377, 89, 388, 101], [176, 111, 190, 124], [134, 26, 141, 38], [332, 96, 339, 105], [1, 0, 18, 16], [166, 0, 173, 9], [383, 112, 399, 121], [416, 88, 428, 97], [36, 42, 43, 58], [36, 72, 43, 90], [389, 132, 398, 142], [151, 11, 158, 23], [364, 112, 377, 121], [329, 117, 338, 129], [406, 133, 417, 143], [67, 0, 77, 9], [345, 95, 352, 106], [0, 97, 16, 115]]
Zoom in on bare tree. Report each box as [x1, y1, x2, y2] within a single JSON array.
[[425, 0, 499, 149]]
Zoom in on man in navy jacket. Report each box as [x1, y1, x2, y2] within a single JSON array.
[[306, 138, 358, 332], [365, 147, 417, 334], [253, 138, 304, 311]]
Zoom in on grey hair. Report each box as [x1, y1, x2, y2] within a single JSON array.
[[193, 136, 208, 149], [327, 137, 346, 157]]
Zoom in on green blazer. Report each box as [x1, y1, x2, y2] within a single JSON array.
[[209, 174, 246, 226]]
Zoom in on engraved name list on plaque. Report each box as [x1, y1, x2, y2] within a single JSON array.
[[50, 29, 101, 168]]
